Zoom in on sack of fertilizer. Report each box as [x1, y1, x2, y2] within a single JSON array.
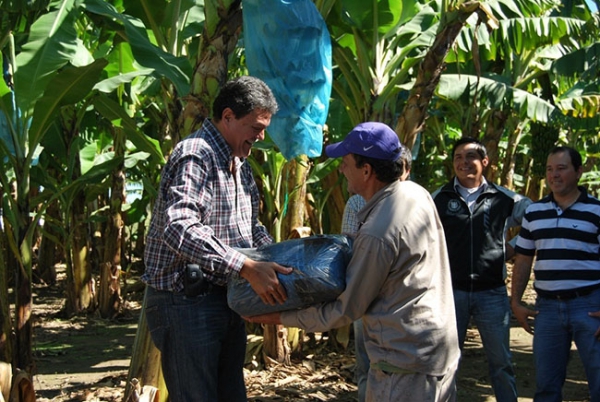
[[227, 235, 352, 316]]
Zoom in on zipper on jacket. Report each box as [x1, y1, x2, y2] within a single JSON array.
[[469, 206, 474, 293]]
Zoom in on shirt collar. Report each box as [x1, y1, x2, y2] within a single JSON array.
[[202, 119, 241, 168], [453, 176, 488, 193]]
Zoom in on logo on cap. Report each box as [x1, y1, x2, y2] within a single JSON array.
[[324, 122, 402, 161]]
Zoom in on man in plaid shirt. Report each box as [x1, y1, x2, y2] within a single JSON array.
[[142, 76, 292, 401]]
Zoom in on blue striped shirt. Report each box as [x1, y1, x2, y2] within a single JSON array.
[[515, 187, 600, 292], [142, 119, 272, 291]]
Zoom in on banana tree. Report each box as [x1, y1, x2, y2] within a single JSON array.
[[426, 0, 599, 191], [0, 0, 191, 370], [0, 0, 107, 370], [395, 0, 500, 150], [85, 0, 195, 320], [315, 0, 435, 235], [316, 0, 503, 230]]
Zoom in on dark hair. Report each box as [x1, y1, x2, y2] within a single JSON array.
[[452, 137, 487, 160], [353, 153, 405, 183], [549, 146, 582, 171], [400, 145, 412, 172], [212, 76, 278, 122]]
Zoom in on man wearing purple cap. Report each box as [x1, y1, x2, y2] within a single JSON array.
[[246, 122, 460, 401]]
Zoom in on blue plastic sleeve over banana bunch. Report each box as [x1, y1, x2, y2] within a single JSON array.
[[243, 0, 332, 160]]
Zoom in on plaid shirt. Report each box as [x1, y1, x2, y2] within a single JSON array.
[[142, 119, 273, 291], [341, 194, 366, 235]]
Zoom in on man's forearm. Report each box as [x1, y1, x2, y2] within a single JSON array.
[[511, 254, 534, 306]]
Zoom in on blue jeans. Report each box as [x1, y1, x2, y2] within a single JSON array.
[[354, 318, 369, 402], [533, 288, 600, 402], [144, 286, 247, 402], [454, 287, 517, 402]]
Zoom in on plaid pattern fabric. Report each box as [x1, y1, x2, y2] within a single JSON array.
[[142, 119, 272, 291], [341, 194, 366, 235]]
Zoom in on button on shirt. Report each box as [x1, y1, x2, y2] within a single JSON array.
[[142, 119, 272, 292]]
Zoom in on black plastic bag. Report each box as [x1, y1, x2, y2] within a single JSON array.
[[227, 235, 352, 316]]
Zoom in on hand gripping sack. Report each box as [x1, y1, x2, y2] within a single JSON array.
[[227, 235, 351, 316]]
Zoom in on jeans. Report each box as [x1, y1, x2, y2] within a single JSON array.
[[144, 286, 247, 402], [354, 318, 369, 402], [533, 287, 600, 402], [454, 287, 517, 402]]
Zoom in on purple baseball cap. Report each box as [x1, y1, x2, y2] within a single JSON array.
[[325, 122, 402, 161]]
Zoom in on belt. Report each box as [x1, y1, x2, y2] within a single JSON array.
[[536, 283, 600, 301], [180, 284, 227, 299]]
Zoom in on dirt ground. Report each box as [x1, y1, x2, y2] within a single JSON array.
[[28, 270, 592, 402]]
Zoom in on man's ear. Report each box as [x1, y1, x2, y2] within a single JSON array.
[[222, 108, 235, 123], [482, 156, 490, 168], [363, 163, 373, 180], [576, 165, 583, 180]]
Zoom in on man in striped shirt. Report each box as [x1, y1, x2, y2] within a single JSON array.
[[142, 76, 292, 401], [511, 146, 600, 402]]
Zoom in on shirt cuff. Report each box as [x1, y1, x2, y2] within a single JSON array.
[[226, 248, 247, 275], [281, 310, 300, 328]]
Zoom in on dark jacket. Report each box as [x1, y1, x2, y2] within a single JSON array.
[[432, 180, 531, 291]]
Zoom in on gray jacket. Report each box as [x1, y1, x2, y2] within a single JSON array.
[[282, 180, 460, 376]]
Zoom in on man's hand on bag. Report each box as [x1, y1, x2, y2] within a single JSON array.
[[240, 259, 292, 305]]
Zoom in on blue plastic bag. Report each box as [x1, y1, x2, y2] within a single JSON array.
[[227, 235, 351, 316], [243, 0, 332, 160]]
